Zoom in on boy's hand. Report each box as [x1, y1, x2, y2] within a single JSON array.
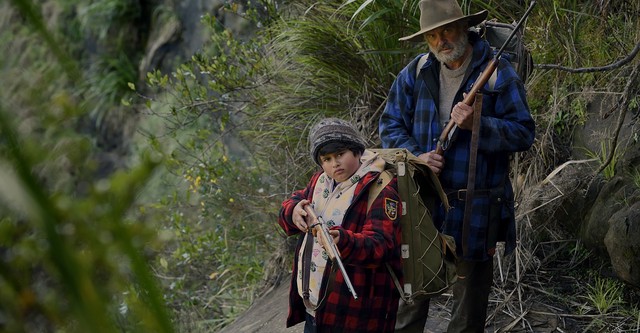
[[316, 229, 341, 260], [317, 228, 341, 246], [293, 200, 311, 232], [327, 229, 341, 245]]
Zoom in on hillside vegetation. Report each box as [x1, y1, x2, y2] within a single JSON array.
[[0, 0, 638, 332]]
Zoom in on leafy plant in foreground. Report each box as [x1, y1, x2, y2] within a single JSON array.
[[1, 0, 173, 332]]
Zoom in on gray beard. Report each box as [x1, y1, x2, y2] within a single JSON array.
[[432, 34, 469, 65]]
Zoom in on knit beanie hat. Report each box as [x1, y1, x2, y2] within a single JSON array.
[[309, 118, 366, 165]]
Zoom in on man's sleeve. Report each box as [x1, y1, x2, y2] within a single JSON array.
[[379, 65, 424, 156], [479, 60, 536, 153]]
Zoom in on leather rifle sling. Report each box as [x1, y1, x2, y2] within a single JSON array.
[[301, 227, 335, 311], [462, 93, 483, 258], [301, 230, 316, 309]]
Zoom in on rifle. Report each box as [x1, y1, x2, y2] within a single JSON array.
[[303, 205, 358, 300], [435, 1, 536, 155]]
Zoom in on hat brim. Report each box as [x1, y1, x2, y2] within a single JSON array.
[[399, 10, 488, 42]]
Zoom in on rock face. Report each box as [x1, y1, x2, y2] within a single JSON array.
[[605, 201, 640, 287], [520, 91, 640, 286], [139, 0, 255, 77], [522, 169, 640, 288], [574, 97, 640, 286], [580, 176, 624, 252], [521, 160, 598, 237]]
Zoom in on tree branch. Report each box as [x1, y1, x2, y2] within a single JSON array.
[[536, 42, 640, 73], [594, 60, 640, 176]]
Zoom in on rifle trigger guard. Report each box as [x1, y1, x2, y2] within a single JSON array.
[[439, 123, 458, 152], [439, 138, 450, 151]]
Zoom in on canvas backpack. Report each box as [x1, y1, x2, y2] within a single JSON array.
[[478, 20, 534, 85], [415, 20, 534, 89], [367, 148, 457, 304]]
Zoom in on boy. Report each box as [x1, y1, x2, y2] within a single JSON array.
[[278, 118, 402, 333]]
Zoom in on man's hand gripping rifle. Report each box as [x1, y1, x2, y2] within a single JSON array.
[[304, 205, 358, 300]]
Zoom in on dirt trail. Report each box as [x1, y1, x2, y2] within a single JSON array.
[[219, 275, 451, 333]]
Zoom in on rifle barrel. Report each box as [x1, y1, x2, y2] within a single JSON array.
[[303, 205, 359, 300], [495, 1, 537, 60]]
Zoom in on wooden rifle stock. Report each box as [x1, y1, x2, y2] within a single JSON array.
[[303, 205, 358, 300], [434, 1, 536, 156], [435, 60, 498, 155]]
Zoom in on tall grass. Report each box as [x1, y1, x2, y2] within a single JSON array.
[[255, 0, 422, 186]]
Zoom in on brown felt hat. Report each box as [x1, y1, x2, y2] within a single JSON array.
[[399, 0, 488, 42]]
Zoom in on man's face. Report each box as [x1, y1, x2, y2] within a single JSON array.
[[319, 149, 362, 183], [424, 22, 469, 66]]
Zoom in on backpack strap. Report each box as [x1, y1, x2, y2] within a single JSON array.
[[302, 231, 336, 311], [386, 262, 409, 302], [367, 170, 393, 213], [488, 70, 498, 90], [367, 171, 409, 300], [415, 53, 429, 80]]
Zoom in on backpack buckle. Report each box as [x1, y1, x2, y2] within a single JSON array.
[[457, 189, 467, 201]]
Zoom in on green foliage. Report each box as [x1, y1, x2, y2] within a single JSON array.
[[584, 138, 621, 180], [0, 87, 172, 333], [1, 0, 173, 332], [585, 275, 624, 315], [526, 0, 639, 136], [136, 2, 282, 330], [630, 168, 640, 190], [549, 93, 588, 136], [143, 158, 278, 332]]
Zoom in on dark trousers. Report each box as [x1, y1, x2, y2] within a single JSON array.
[[394, 259, 494, 333], [394, 298, 430, 333], [304, 313, 317, 333]]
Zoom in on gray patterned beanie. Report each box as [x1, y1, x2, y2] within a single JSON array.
[[309, 118, 366, 165]]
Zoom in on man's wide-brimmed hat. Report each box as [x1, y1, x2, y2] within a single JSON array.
[[399, 0, 488, 42]]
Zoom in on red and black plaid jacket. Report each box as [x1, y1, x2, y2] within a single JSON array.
[[279, 170, 402, 333]]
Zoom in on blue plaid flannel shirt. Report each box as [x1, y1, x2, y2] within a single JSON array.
[[379, 32, 535, 261]]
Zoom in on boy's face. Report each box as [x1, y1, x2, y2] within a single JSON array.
[[319, 149, 362, 183]]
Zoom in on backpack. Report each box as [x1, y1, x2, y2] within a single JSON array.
[[415, 20, 534, 89], [477, 20, 534, 85], [367, 148, 457, 304]]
